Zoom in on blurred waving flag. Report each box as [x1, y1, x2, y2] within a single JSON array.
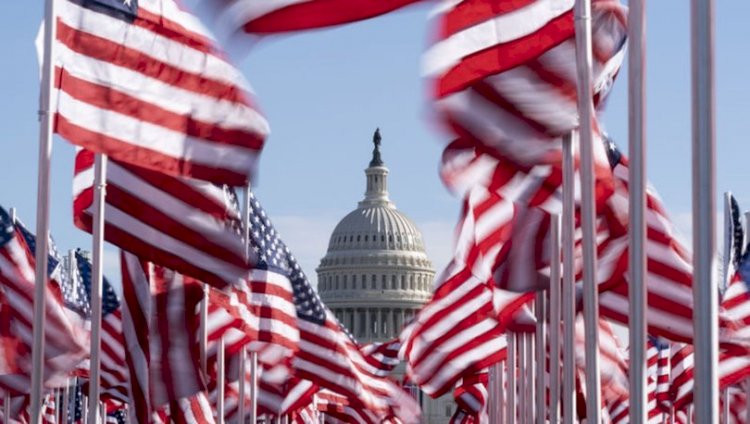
[[0, 206, 87, 394], [73, 148, 250, 290], [52, 0, 269, 185], [205, 0, 422, 34]]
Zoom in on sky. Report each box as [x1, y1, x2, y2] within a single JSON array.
[[1, 1, 749, 291]]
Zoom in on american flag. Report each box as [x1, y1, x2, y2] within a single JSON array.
[[0, 206, 87, 394], [120, 252, 207, 420], [52, 0, 268, 186], [205, 0, 421, 34], [452, 370, 489, 423], [206, 191, 415, 422], [424, 0, 626, 179], [12, 218, 64, 287], [73, 148, 251, 291], [62, 249, 130, 405]]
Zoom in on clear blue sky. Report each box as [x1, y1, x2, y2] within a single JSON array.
[[1, 1, 749, 288]]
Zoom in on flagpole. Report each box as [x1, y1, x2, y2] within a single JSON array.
[[30, 0, 57, 420], [561, 132, 576, 424], [691, 0, 718, 422], [721, 192, 733, 424], [201, 284, 209, 376], [628, 0, 648, 422], [535, 292, 546, 424], [506, 333, 516, 424], [238, 348, 247, 423], [241, 184, 259, 424], [515, 333, 529, 424], [573, 0, 602, 421], [549, 214, 561, 424], [497, 360, 505, 424], [217, 337, 226, 424], [526, 330, 535, 423], [61, 381, 69, 424], [249, 351, 258, 424], [4, 391, 10, 424], [88, 153, 108, 424]]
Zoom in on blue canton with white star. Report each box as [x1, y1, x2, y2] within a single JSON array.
[[69, 0, 138, 22], [13, 218, 63, 283], [60, 249, 120, 318], [0, 207, 15, 249], [247, 192, 327, 325]]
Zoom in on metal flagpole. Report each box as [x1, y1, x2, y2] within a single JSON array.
[[249, 352, 258, 424], [573, 0, 601, 421], [62, 381, 70, 424], [241, 185, 259, 424], [518, 334, 526, 423], [535, 292, 546, 424], [31, 0, 57, 420], [561, 133, 576, 424], [691, 0, 718, 422], [506, 333, 516, 424], [490, 361, 499, 424], [238, 348, 247, 423], [217, 337, 226, 424], [628, 0, 648, 422], [200, 284, 209, 376], [721, 192, 733, 424], [83, 396, 88, 424], [526, 330, 535, 423], [4, 391, 11, 424], [549, 214, 561, 424], [498, 360, 505, 424], [87, 154, 108, 424]]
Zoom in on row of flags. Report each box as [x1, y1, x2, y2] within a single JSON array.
[[6, 0, 747, 422]]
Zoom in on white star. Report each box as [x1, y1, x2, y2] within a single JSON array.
[[123, 0, 132, 6]]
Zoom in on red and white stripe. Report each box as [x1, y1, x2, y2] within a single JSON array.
[[208, 0, 421, 34], [0, 217, 87, 394], [669, 343, 750, 411], [169, 391, 216, 424], [359, 339, 401, 378], [598, 158, 750, 347], [73, 148, 249, 290], [53, 0, 268, 186], [121, 252, 152, 423], [426, 0, 626, 175], [149, 265, 206, 408]]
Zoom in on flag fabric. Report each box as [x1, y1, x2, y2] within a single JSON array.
[[120, 251, 206, 417], [0, 206, 87, 394], [424, 0, 626, 177], [120, 252, 152, 424], [12, 218, 65, 288], [597, 146, 750, 348], [647, 337, 672, 413], [64, 249, 129, 405], [724, 194, 745, 292], [73, 148, 251, 290], [52, 0, 268, 185], [359, 339, 401, 378], [230, 192, 417, 422], [168, 391, 216, 424], [452, 370, 489, 422], [207, 0, 422, 34]]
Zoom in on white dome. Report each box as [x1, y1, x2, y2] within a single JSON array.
[[317, 131, 434, 342], [326, 204, 427, 253]]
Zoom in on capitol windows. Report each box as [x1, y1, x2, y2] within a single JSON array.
[[335, 275, 339, 290], [410, 275, 415, 290], [391, 275, 397, 289], [401, 275, 406, 290], [352, 275, 357, 288], [357, 235, 361, 242], [364, 235, 368, 242], [371, 274, 376, 289], [381, 275, 387, 290], [343, 275, 348, 290]]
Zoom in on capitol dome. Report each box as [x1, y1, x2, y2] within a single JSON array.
[[317, 129, 434, 342]]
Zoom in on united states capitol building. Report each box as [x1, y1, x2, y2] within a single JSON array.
[[317, 130, 455, 423]]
